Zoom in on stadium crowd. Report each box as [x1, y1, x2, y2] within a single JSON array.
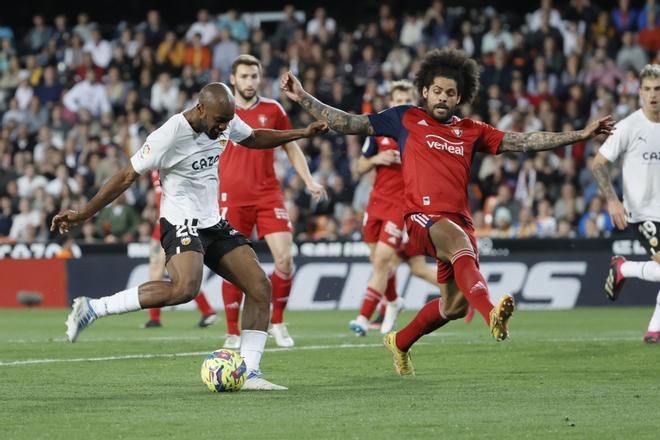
[[0, 0, 659, 245]]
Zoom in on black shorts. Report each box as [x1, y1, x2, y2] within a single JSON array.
[[630, 221, 660, 256], [160, 218, 251, 270]]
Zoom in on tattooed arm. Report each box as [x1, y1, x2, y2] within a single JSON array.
[[592, 152, 628, 230], [498, 115, 615, 154], [281, 71, 374, 135]]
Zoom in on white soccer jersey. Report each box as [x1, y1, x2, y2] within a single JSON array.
[[131, 113, 253, 228], [599, 109, 660, 222]]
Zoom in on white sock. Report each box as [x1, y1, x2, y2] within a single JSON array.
[[89, 286, 141, 317], [648, 290, 660, 332], [240, 329, 267, 372], [620, 261, 660, 282], [356, 315, 369, 328]]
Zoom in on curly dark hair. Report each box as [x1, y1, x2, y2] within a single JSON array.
[[414, 48, 480, 105]]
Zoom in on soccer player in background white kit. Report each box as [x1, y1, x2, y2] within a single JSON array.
[[593, 64, 660, 343], [51, 83, 327, 389]]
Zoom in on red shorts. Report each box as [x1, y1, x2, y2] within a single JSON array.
[[405, 212, 478, 284], [220, 201, 292, 239], [362, 210, 404, 249], [396, 224, 425, 260]]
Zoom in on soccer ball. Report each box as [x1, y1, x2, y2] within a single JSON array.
[[200, 349, 247, 392]]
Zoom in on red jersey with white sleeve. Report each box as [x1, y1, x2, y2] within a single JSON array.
[[361, 136, 405, 247], [219, 97, 292, 207], [151, 169, 162, 240], [367, 105, 504, 220]]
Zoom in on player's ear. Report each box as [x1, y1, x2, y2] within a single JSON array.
[[229, 74, 236, 86], [422, 87, 428, 100], [457, 95, 461, 105]]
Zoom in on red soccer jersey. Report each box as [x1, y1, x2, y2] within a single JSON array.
[[368, 105, 505, 219], [219, 97, 293, 207], [362, 136, 405, 207]]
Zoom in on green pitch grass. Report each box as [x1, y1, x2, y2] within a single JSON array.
[[1, 307, 659, 439]]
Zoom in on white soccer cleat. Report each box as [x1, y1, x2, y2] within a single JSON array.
[[242, 370, 288, 391], [269, 323, 295, 347], [380, 297, 405, 334], [65, 297, 98, 343], [223, 334, 241, 349]]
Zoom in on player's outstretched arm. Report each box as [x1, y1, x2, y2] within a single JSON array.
[[282, 142, 327, 200], [281, 71, 375, 135], [498, 115, 615, 154], [592, 152, 628, 230], [240, 121, 328, 150], [50, 163, 140, 234], [356, 150, 401, 174]]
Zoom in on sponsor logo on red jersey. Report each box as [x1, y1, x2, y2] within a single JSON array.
[[424, 134, 465, 156]]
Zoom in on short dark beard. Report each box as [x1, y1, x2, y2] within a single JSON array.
[[425, 102, 453, 123], [236, 87, 257, 103]]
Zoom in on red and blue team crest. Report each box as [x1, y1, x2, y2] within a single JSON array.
[[452, 128, 462, 137], [258, 114, 268, 126]]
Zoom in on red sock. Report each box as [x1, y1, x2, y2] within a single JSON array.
[[194, 291, 214, 316], [452, 253, 494, 325], [395, 298, 448, 351], [149, 308, 160, 321], [271, 269, 293, 324], [383, 271, 398, 302], [222, 281, 243, 335], [359, 287, 383, 320]]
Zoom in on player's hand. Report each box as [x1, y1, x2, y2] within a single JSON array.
[[306, 181, 327, 201], [50, 210, 84, 234], [652, 253, 660, 265], [607, 198, 628, 230], [581, 115, 615, 140], [302, 121, 328, 138], [371, 149, 401, 166], [280, 71, 306, 102]]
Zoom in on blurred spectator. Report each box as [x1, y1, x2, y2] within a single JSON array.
[[9, 197, 40, 242], [611, 0, 638, 33], [95, 195, 140, 243], [536, 199, 558, 237], [638, 7, 660, 52], [62, 69, 111, 118], [491, 207, 513, 238], [578, 195, 613, 237], [212, 29, 240, 78], [185, 9, 217, 46], [82, 28, 112, 69], [73, 13, 93, 44], [512, 206, 538, 238], [16, 163, 47, 197], [25, 15, 52, 52], [156, 31, 185, 73], [183, 33, 211, 70], [481, 16, 513, 54], [306, 7, 336, 38], [0, 196, 13, 236], [218, 9, 249, 42], [150, 72, 179, 117]]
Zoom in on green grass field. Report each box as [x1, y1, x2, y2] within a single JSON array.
[[1, 307, 659, 439]]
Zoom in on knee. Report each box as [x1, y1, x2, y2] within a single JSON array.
[[172, 277, 201, 303], [274, 250, 293, 273], [443, 300, 469, 321], [372, 252, 390, 273], [247, 274, 272, 306]]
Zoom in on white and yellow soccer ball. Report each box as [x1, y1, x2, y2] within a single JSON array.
[[200, 349, 247, 392]]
